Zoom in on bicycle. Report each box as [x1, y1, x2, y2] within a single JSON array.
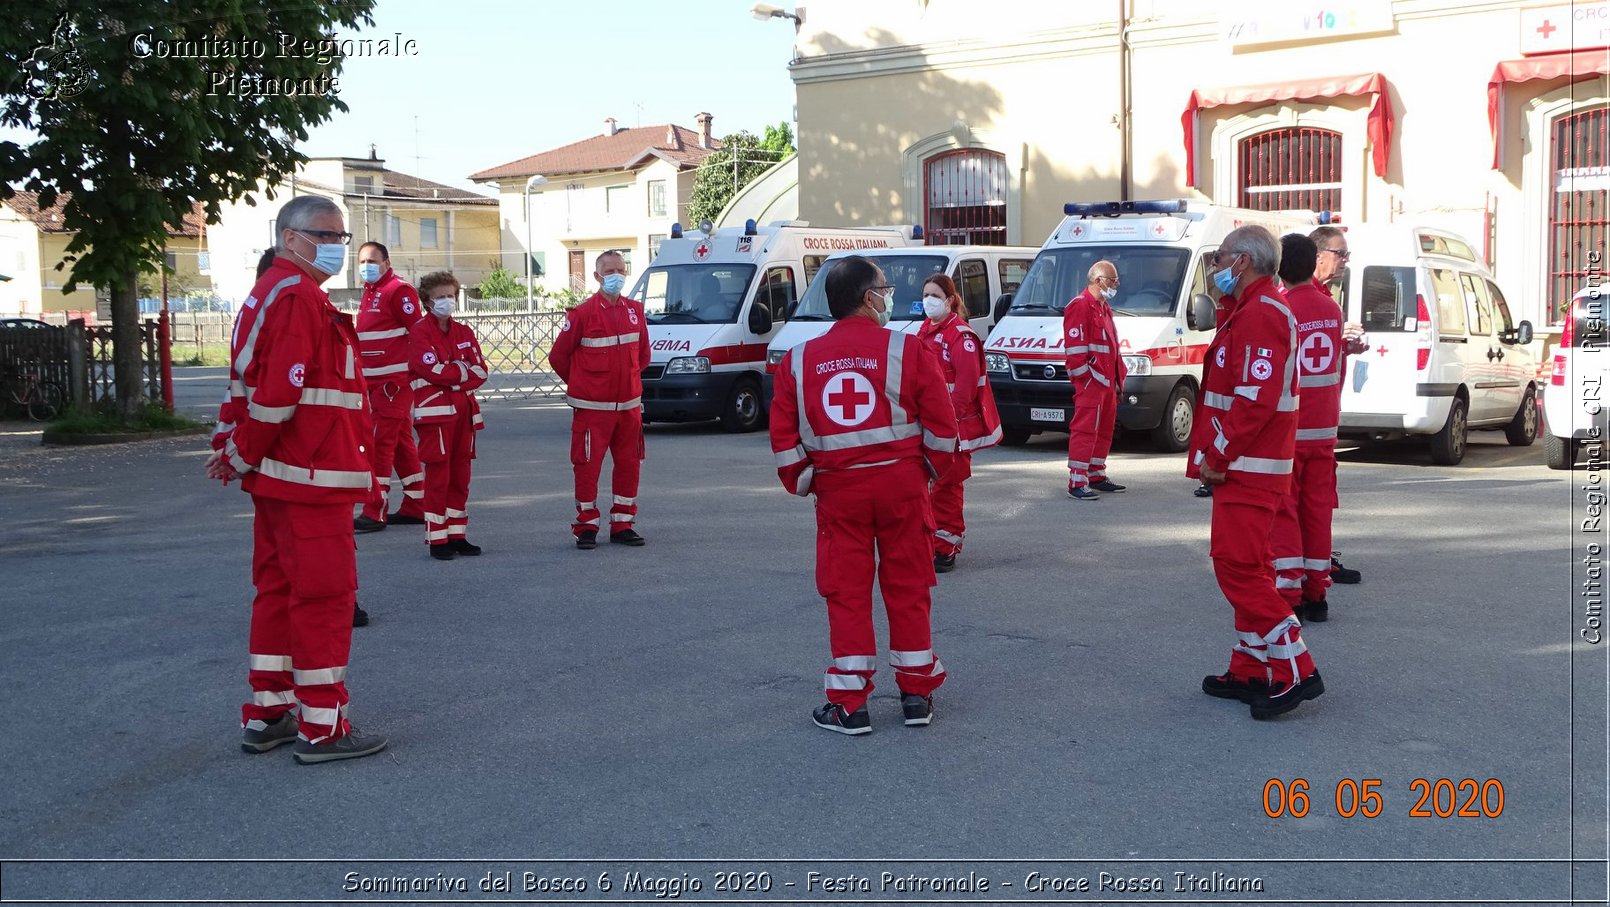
[[3, 365, 66, 421]]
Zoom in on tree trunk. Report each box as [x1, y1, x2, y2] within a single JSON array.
[[110, 271, 142, 421]]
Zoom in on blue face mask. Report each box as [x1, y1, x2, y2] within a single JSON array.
[[601, 273, 627, 295], [294, 232, 347, 276], [1213, 260, 1240, 296], [358, 262, 381, 284]]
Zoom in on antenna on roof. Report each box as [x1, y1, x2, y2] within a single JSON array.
[[413, 115, 421, 177]]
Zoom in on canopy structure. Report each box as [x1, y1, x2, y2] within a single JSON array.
[[1488, 50, 1610, 169]]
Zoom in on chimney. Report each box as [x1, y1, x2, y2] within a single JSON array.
[[695, 112, 713, 150], [605, 117, 618, 136]]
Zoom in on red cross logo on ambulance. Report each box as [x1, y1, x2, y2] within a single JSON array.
[[1299, 333, 1334, 374], [1251, 357, 1273, 381], [288, 363, 305, 387], [694, 241, 711, 261], [822, 371, 877, 427]]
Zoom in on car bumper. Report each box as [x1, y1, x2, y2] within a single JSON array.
[[988, 373, 1170, 433], [1541, 385, 1610, 440], [1340, 397, 1452, 437], [642, 371, 738, 421]]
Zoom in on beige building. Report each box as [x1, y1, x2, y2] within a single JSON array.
[[469, 114, 723, 295], [208, 155, 500, 306], [792, 0, 1609, 325], [0, 191, 207, 318]]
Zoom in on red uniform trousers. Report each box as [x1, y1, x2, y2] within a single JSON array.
[[1211, 483, 1316, 688], [930, 452, 971, 556], [419, 409, 475, 546], [570, 408, 643, 535], [243, 497, 357, 744], [1270, 443, 1338, 607], [815, 460, 947, 712], [1067, 382, 1117, 486], [360, 383, 424, 522]]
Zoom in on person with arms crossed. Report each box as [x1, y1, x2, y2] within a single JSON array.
[[409, 271, 488, 560]]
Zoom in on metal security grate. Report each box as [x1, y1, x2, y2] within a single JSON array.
[[452, 310, 569, 400], [1238, 127, 1343, 214], [925, 149, 1008, 245], [1549, 105, 1609, 324]]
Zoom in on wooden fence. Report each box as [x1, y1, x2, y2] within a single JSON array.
[[0, 319, 164, 414]]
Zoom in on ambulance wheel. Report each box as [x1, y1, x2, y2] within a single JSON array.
[[1150, 383, 1194, 453], [1000, 427, 1032, 446], [1545, 431, 1576, 470], [720, 377, 764, 433], [1503, 387, 1537, 446], [1429, 395, 1468, 465]]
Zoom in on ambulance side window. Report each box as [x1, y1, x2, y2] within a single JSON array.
[[958, 259, 989, 319], [1428, 267, 1467, 335], [1459, 273, 1493, 336], [759, 266, 797, 322], [999, 258, 1031, 298], [1189, 250, 1214, 305], [802, 255, 827, 286]]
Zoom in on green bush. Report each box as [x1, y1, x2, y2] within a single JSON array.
[[48, 400, 206, 434]]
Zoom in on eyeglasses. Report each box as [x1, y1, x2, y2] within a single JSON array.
[[867, 285, 894, 294], [1098, 276, 1120, 286], [299, 229, 353, 245], [1322, 248, 1351, 261], [1212, 250, 1244, 266]]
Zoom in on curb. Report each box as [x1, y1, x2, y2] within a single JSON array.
[[41, 426, 209, 447]]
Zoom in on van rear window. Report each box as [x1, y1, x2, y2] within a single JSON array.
[[1355, 266, 1416, 332]]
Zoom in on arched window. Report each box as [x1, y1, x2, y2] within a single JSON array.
[[1237, 127, 1343, 215], [924, 149, 1007, 245], [1549, 105, 1608, 323]]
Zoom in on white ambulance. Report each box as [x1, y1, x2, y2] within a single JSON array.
[[760, 244, 1039, 406], [630, 219, 917, 432], [985, 200, 1317, 451]]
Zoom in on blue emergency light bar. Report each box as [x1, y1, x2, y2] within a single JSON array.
[[911, 225, 924, 239], [745, 219, 758, 236], [1318, 210, 1341, 225], [671, 222, 684, 239], [1064, 199, 1189, 217]]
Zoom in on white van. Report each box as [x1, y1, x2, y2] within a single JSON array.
[[630, 220, 917, 432], [760, 244, 1038, 405], [984, 200, 1317, 451], [1543, 286, 1607, 469], [1335, 225, 1538, 465]]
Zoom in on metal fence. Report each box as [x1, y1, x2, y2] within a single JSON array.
[[0, 320, 164, 413]]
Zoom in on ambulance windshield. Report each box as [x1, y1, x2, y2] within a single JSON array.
[[791, 254, 950, 321], [635, 264, 758, 324], [1011, 246, 1190, 317]]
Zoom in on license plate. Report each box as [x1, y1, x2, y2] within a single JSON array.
[[1030, 407, 1066, 423]]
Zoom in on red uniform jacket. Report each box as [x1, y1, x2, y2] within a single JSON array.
[[355, 269, 424, 386], [1283, 280, 1345, 445], [917, 313, 1002, 452], [213, 257, 373, 504], [548, 291, 650, 411], [1186, 275, 1299, 495], [409, 317, 488, 430], [769, 317, 958, 496], [1062, 289, 1127, 391]]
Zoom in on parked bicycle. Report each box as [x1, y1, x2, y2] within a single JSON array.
[[2, 364, 66, 421]]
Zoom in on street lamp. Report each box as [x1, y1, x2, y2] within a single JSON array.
[[523, 174, 548, 309], [751, 3, 802, 28]]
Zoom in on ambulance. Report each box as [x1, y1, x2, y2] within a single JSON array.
[[985, 200, 1317, 451], [761, 244, 1039, 406], [630, 219, 918, 432]]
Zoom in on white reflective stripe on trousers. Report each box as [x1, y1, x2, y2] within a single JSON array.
[[832, 655, 876, 672], [1304, 558, 1332, 571], [1272, 557, 1305, 571], [935, 529, 963, 544], [889, 648, 934, 667], [293, 666, 347, 686], [253, 689, 296, 707], [825, 672, 868, 690], [1275, 576, 1305, 589], [612, 495, 635, 507], [1295, 426, 1338, 441], [249, 653, 292, 672]]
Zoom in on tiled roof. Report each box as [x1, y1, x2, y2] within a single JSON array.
[[367, 170, 497, 206], [4, 189, 206, 237], [470, 124, 721, 182]]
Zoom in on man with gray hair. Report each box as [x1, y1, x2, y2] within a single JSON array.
[[1062, 259, 1128, 500], [1188, 225, 1324, 720], [208, 194, 388, 763]]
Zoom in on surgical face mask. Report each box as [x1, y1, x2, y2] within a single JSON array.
[[601, 273, 627, 295], [1100, 287, 1118, 301], [431, 296, 455, 318], [358, 262, 381, 284], [1213, 265, 1240, 296], [922, 295, 949, 320], [870, 288, 894, 327], [297, 233, 346, 276]]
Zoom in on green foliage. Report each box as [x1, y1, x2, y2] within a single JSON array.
[[478, 265, 525, 301], [48, 399, 205, 434], [687, 120, 796, 227]]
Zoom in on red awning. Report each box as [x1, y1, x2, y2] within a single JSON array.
[[1488, 50, 1610, 169], [1181, 72, 1393, 188]]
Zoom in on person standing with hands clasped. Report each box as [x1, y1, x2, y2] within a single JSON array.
[[352, 242, 428, 534], [916, 274, 1001, 573], [1063, 260, 1128, 500], [409, 272, 488, 561], [548, 251, 650, 549], [207, 195, 387, 764], [1189, 225, 1324, 720], [770, 255, 958, 735]]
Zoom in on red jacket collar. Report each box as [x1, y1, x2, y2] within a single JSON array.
[[271, 254, 329, 285]]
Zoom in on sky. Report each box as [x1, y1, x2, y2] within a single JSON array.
[[296, 0, 801, 191]]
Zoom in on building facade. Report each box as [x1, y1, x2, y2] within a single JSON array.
[[792, 0, 1608, 325]]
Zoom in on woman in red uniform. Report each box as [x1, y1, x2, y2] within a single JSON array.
[[916, 275, 1001, 573], [409, 271, 488, 560]]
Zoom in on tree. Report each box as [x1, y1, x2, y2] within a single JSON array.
[[0, 2, 376, 418], [478, 265, 524, 301], [687, 121, 796, 227]]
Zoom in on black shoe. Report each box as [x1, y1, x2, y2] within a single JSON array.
[[610, 528, 646, 547], [1298, 599, 1328, 623], [575, 530, 598, 550], [1202, 673, 1269, 703], [1067, 484, 1101, 501], [387, 511, 427, 525], [1250, 671, 1326, 720], [429, 544, 456, 560], [292, 729, 389, 765], [1194, 483, 1214, 498], [811, 702, 871, 736], [352, 605, 369, 628], [1090, 479, 1127, 493], [934, 553, 956, 574], [240, 712, 298, 754], [901, 693, 934, 727], [448, 538, 482, 556], [1330, 554, 1361, 584], [353, 516, 386, 534]]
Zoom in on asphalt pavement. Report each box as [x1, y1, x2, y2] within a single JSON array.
[[0, 396, 1603, 906]]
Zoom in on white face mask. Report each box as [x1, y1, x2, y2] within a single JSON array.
[[431, 297, 456, 318], [922, 295, 949, 320], [871, 288, 894, 327], [1100, 287, 1118, 301]]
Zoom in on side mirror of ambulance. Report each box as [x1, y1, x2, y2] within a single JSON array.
[[1514, 320, 1534, 346], [1188, 294, 1217, 332], [992, 293, 1014, 326], [748, 304, 774, 336]]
